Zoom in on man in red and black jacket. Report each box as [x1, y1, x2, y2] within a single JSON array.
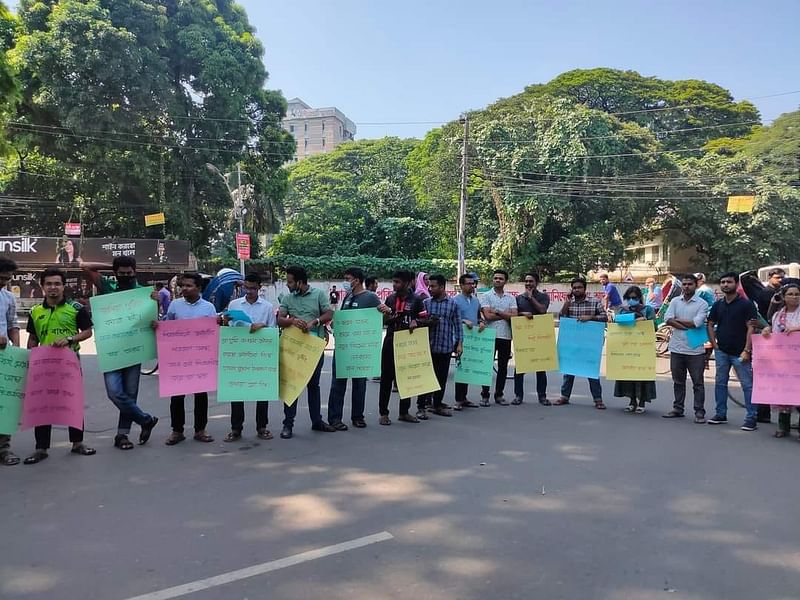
[[377, 269, 427, 425]]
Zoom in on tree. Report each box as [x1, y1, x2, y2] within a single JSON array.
[[0, 2, 18, 157]]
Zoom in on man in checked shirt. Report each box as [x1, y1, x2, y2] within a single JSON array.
[[416, 274, 463, 419]]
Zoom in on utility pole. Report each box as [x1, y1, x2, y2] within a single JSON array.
[[457, 113, 469, 278], [236, 162, 245, 275]]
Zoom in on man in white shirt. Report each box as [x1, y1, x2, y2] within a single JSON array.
[[224, 273, 277, 441], [479, 269, 517, 406]]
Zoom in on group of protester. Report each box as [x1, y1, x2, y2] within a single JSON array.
[[0, 255, 797, 467]]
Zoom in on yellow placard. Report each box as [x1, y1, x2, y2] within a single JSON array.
[[144, 212, 166, 226], [605, 320, 656, 381], [727, 196, 755, 213], [278, 326, 326, 406], [392, 328, 440, 399], [511, 314, 558, 374]]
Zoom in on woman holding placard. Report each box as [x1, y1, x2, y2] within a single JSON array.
[[760, 282, 800, 439], [613, 286, 657, 414]]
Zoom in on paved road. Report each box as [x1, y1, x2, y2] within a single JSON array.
[[2, 346, 798, 600]]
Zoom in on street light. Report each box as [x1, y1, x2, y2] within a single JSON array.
[[206, 162, 245, 275]]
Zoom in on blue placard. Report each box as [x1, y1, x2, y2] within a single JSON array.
[[686, 326, 709, 349], [224, 309, 252, 324], [557, 318, 605, 379]]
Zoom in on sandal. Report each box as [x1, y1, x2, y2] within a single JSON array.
[[635, 407, 645, 414], [415, 410, 429, 421], [554, 397, 570, 406], [165, 431, 186, 446], [379, 415, 391, 426], [431, 407, 452, 417], [71, 444, 96, 456], [224, 431, 242, 443], [139, 416, 159, 445], [624, 404, 636, 413], [479, 397, 490, 407], [23, 450, 48, 465], [594, 400, 607, 410], [114, 435, 135, 450], [257, 428, 273, 440], [397, 414, 419, 423], [1, 451, 21, 466], [774, 430, 788, 438], [193, 431, 214, 443]]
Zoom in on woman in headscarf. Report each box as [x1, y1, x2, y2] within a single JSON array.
[[613, 285, 657, 413], [414, 271, 431, 299]]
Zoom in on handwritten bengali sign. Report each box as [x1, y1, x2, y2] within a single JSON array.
[[512, 314, 559, 373], [217, 327, 279, 402], [557, 318, 605, 379], [21, 346, 84, 430], [156, 318, 219, 397], [393, 328, 440, 399], [279, 326, 326, 406], [752, 335, 800, 405], [0, 346, 28, 434], [90, 287, 158, 372], [455, 326, 495, 386], [334, 308, 383, 378], [605, 321, 656, 381]]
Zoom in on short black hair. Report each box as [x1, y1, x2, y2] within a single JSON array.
[[285, 265, 308, 284], [429, 274, 446, 287], [523, 272, 540, 283], [768, 268, 785, 278], [458, 273, 474, 285], [344, 267, 365, 284], [112, 256, 137, 271], [180, 272, 203, 287], [493, 269, 509, 281], [392, 269, 414, 284], [40, 267, 66, 285], [155, 282, 164, 289], [365, 276, 377, 287], [682, 273, 698, 284], [0, 257, 18, 273], [719, 272, 739, 284], [571, 277, 587, 287], [244, 273, 262, 285], [624, 285, 643, 300]]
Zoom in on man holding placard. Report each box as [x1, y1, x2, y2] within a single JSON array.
[[479, 269, 517, 406], [0, 257, 22, 466], [277, 266, 336, 439], [662, 274, 709, 423], [84, 256, 159, 450], [23, 268, 95, 464], [513, 272, 551, 406], [453, 273, 484, 410], [223, 273, 276, 442]]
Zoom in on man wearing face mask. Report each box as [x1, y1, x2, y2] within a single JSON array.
[[83, 256, 159, 450]]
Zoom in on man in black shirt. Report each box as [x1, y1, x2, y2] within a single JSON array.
[[706, 272, 758, 431], [756, 267, 785, 320], [377, 270, 425, 425], [513, 272, 551, 405]]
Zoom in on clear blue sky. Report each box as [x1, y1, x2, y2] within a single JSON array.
[[241, 0, 800, 140]]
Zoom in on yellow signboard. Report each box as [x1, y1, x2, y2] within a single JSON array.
[[605, 320, 656, 381], [144, 212, 166, 227], [511, 314, 558, 373], [727, 196, 755, 213], [278, 326, 326, 406], [392, 328, 440, 399]]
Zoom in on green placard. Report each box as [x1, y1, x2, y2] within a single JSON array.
[[455, 326, 496, 386], [217, 327, 279, 402], [90, 287, 158, 372], [333, 308, 383, 379], [0, 346, 29, 434]]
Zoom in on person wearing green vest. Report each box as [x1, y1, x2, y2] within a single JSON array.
[[83, 256, 159, 451], [23, 268, 95, 465]]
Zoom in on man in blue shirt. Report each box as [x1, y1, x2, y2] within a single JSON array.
[[453, 273, 484, 410], [600, 273, 622, 313]]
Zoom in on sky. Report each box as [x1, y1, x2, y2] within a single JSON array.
[[241, 0, 800, 140]]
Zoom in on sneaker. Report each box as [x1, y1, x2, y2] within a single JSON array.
[[415, 409, 429, 421], [694, 415, 707, 424], [379, 415, 391, 426], [707, 415, 728, 425], [740, 420, 758, 432], [662, 411, 684, 418]]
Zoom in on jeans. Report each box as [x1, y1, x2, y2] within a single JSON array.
[[327, 356, 367, 423], [670, 353, 706, 416], [560, 375, 602, 400], [418, 352, 453, 410], [514, 371, 548, 400], [379, 337, 412, 417], [231, 402, 269, 432], [283, 354, 325, 427], [103, 365, 152, 435], [714, 349, 756, 421], [170, 393, 209, 433], [34, 425, 83, 450], [482, 338, 512, 398]]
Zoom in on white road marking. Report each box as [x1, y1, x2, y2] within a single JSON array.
[[122, 531, 394, 600]]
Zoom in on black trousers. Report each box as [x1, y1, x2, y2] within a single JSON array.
[[670, 353, 706, 416], [170, 392, 209, 433], [418, 352, 452, 410], [378, 337, 411, 417], [482, 338, 512, 398], [34, 425, 83, 450], [231, 401, 269, 432]]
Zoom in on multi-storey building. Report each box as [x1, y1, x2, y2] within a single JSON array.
[[281, 97, 356, 161]]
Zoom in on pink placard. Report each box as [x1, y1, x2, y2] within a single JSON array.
[[156, 317, 220, 397], [21, 346, 84, 430], [752, 335, 800, 405]]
